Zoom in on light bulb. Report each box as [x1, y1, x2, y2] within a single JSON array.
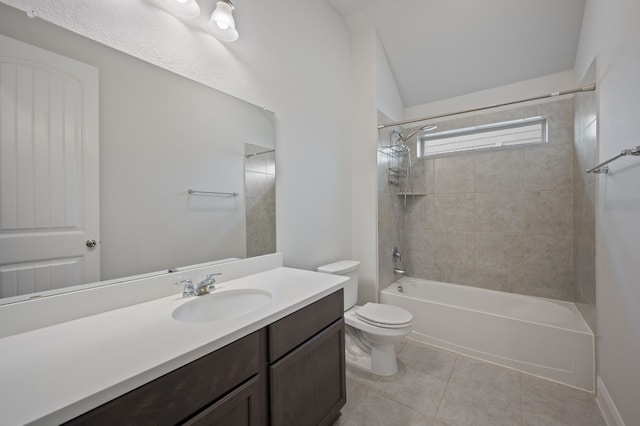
[[207, 1, 239, 42]]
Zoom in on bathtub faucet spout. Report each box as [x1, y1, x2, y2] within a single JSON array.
[[393, 267, 407, 277]]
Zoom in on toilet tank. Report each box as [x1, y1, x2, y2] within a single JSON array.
[[317, 260, 360, 311]]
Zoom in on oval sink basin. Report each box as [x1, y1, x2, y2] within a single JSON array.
[[172, 289, 273, 323]]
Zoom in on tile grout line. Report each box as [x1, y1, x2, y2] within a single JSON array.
[[519, 371, 525, 426], [431, 353, 460, 424]]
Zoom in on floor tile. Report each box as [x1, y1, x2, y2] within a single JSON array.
[[398, 340, 458, 381], [521, 374, 606, 426], [371, 362, 447, 418], [435, 381, 522, 426], [340, 339, 605, 426], [343, 390, 433, 426]]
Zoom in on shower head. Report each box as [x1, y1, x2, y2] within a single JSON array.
[[395, 124, 437, 142]]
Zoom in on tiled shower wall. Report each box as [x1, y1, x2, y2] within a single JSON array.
[[245, 150, 276, 258], [573, 61, 597, 331], [377, 111, 405, 291], [397, 98, 577, 301]]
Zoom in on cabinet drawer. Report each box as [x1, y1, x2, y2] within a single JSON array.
[[65, 329, 264, 426], [268, 289, 343, 362]]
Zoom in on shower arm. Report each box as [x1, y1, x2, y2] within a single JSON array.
[[395, 125, 438, 142]]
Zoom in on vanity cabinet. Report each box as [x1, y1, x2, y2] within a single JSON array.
[[64, 289, 344, 426], [269, 290, 346, 426], [65, 329, 268, 426]]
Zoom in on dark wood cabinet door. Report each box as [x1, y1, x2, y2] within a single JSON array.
[[182, 375, 265, 426], [270, 319, 346, 426]]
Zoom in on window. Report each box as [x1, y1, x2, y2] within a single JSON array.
[[417, 116, 548, 158]]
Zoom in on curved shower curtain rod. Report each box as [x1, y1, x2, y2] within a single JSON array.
[[377, 84, 597, 130]]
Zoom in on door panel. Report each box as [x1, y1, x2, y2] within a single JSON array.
[[0, 34, 99, 300]]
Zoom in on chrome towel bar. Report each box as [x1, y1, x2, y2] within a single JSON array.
[[188, 189, 239, 197], [586, 146, 640, 174]]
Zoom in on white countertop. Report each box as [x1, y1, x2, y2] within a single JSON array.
[[0, 267, 346, 426]]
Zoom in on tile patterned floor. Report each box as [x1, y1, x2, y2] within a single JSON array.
[[337, 339, 606, 426]]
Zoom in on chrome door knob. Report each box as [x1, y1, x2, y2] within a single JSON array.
[[86, 239, 97, 248]]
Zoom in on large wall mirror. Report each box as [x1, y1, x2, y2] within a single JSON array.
[[0, 3, 276, 304]]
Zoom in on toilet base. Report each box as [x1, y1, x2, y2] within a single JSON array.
[[345, 328, 399, 376]]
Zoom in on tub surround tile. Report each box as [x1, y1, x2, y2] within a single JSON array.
[[575, 120, 597, 185], [434, 156, 475, 193], [475, 191, 525, 233], [524, 143, 574, 191], [434, 193, 476, 231], [430, 231, 476, 286], [571, 70, 596, 325], [474, 267, 525, 293], [392, 98, 580, 302], [546, 100, 574, 146], [475, 149, 524, 192], [475, 233, 524, 271], [404, 194, 435, 232], [378, 111, 406, 291], [420, 158, 436, 194], [524, 190, 573, 236], [432, 263, 476, 288], [522, 234, 573, 300], [405, 231, 436, 278]]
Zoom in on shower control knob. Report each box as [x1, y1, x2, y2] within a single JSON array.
[[86, 239, 97, 248]]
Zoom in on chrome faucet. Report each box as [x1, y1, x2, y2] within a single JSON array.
[[393, 267, 407, 277], [176, 273, 222, 297]]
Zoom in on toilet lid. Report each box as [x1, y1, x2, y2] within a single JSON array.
[[355, 303, 413, 328]]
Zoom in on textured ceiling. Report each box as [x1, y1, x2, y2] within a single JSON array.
[[329, 0, 586, 107]]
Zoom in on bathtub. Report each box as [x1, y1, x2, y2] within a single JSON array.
[[381, 277, 595, 391]]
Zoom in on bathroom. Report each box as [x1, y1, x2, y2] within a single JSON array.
[[0, 0, 639, 425]]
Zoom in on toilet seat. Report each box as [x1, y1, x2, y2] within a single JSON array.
[[355, 303, 413, 329]]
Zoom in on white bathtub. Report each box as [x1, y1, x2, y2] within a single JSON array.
[[381, 277, 595, 391]]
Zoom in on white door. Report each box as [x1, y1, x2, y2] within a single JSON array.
[[0, 34, 99, 300]]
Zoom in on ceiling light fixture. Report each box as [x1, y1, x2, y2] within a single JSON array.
[[161, 0, 200, 19], [207, 0, 239, 42]]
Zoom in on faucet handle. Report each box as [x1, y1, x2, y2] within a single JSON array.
[[175, 277, 196, 297], [203, 273, 222, 284]]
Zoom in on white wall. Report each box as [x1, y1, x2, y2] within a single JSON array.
[[375, 35, 404, 122], [347, 10, 378, 303], [0, 0, 353, 272], [575, 1, 640, 424]]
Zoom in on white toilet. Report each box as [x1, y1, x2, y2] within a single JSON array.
[[318, 260, 413, 376]]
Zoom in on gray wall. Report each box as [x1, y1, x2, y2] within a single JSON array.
[[401, 98, 576, 301]]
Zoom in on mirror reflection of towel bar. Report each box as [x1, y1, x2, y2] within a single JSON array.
[[188, 189, 239, 197]]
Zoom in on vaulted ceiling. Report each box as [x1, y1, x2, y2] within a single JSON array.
[[328, 0, 586, 107]]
